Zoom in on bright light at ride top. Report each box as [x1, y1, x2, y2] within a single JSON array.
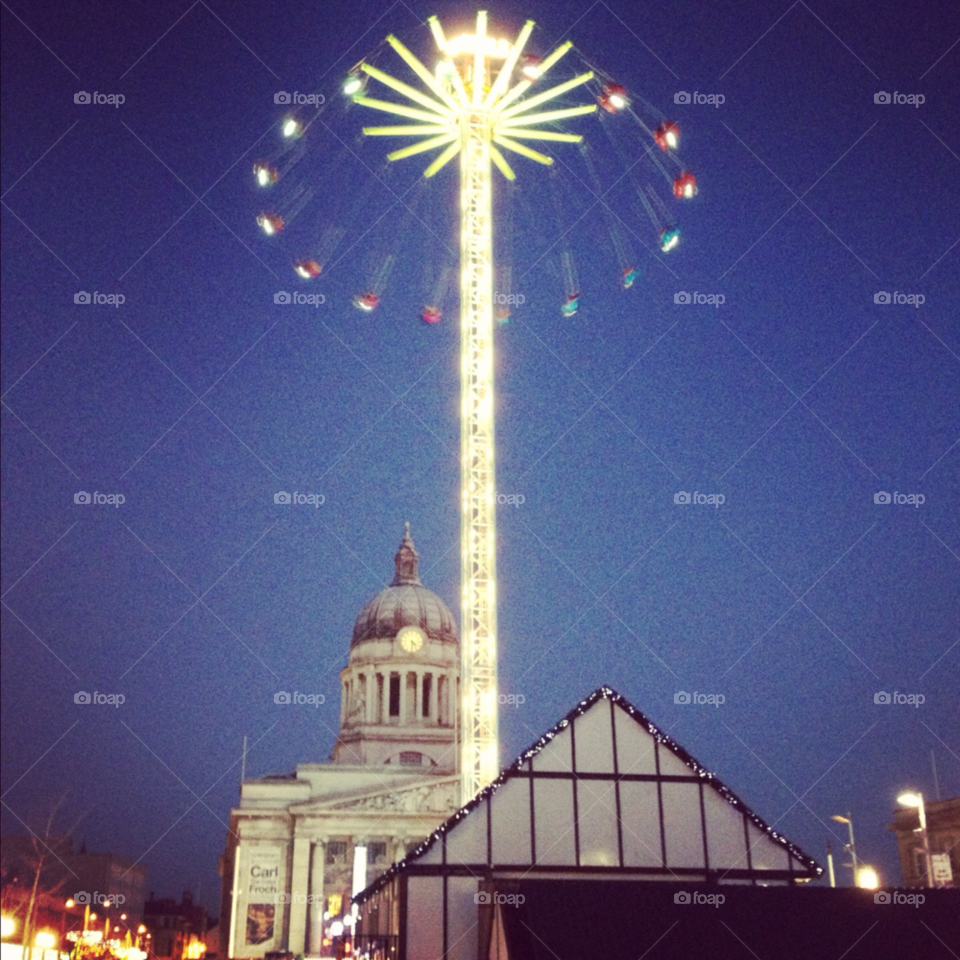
[[350, 15, 598, 182], [282, 117, 301, 138]]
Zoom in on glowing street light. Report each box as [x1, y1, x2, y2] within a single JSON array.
[[34, 932, 57, 950], [1, 917, 16, 939], [856, 865, 880, 889], [898, 791, 934, 887], [831, 813, 860, 885]]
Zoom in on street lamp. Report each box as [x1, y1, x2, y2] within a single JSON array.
[[831, 813, 860, 885], [857, 866, 880, 889], [1, 916, 16, 939], [35, 930, 57, 958], [897, 791, 934, 887]]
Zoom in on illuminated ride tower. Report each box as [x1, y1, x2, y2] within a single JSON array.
[[354, 12, 595, 803]]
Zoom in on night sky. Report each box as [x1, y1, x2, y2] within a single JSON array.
[[2, 0, 958, 913]]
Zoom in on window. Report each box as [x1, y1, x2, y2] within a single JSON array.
[[325, 841, 347, 865], [422, 674, 432, 718], [389, 675, 400, 717], [400, 751, 422, 766], [368, 842, 387, 865]]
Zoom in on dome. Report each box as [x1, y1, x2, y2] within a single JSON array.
[[351, 523, 458, 647]]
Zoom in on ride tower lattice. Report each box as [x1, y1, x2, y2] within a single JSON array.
[[354, 11, 596, 803]]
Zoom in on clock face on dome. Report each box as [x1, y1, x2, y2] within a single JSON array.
[[397, 626, 425, 653]]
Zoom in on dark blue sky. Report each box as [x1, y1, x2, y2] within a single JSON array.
[[2, 0, 958, 912]]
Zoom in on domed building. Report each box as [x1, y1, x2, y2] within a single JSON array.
[[219, 526, 461, 960], [334, 523, 459, 768]]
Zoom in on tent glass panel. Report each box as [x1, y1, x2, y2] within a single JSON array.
[[576, 779, 619, 866], [405, 876, 443, 960], [533, 776, 576, 864], [618, 781, 662, 867], [702, 784, 748, 871], [491, 776, 533, 865], [571, 702, 615, 773], [531, 723, 573, 772], [662, 782, 705, 868], [613, 708, 657, 775]]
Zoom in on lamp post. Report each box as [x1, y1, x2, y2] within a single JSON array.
[[831, 813, 859, 886], [897, 791, 934, 887]]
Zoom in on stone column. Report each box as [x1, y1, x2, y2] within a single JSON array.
[[287, 836, 311, 953], [307, 840, 325, 955], [227, 842, 243, 960]]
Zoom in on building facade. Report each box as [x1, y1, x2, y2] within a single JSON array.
[[886, 795, 959, 887], [219, 526, 462, 959], [143, 891, 208, 960]]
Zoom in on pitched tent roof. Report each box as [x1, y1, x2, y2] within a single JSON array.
[[356, 685, 820, 903]]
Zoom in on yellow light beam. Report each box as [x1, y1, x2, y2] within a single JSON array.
[[364, 124, 455, 136], [499, 72, 595, 120], [361, 63, 451, 118], [447, 61, 471, 107], [494, 128, 582, 143], [386, 34, 460, 111], [427, 15, 447, 52], [495, 40, 573, 112], [473, 10, 488, 107], [499, 103, 598, 127], [424, 140, 461, 177], [484, 19, 535, 108], [489, 144, 516, 180], [387, 132, 459, 162], [353, 96, 447, 125], [493, 135, 553, 165]]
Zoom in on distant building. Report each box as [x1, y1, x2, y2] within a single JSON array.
[[1, 836, 146, 929], [202, 920, 219, 960], [887, 795, 959, 887], [220, 526, 462, 959], [143, 892, 208, 960], [65, 852, 147, 928]]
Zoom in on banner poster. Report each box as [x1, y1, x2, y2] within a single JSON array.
[[245, 848, 281, 945]]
